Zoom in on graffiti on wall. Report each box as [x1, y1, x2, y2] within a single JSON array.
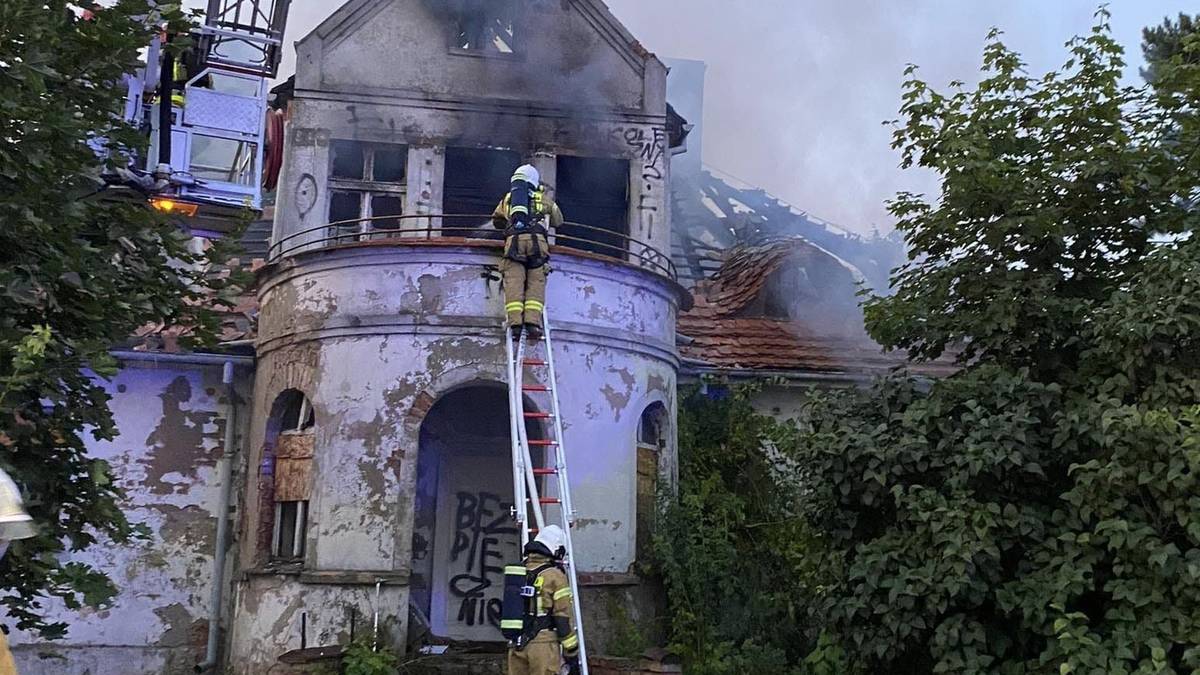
[[448, 490, 518, 628], [612, 126, 671, 271]]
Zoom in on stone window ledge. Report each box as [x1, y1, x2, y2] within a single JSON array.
[[578, 572, 642, 587], [242, 566, 409, 586]]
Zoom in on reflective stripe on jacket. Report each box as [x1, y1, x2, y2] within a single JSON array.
[[525, 553, 578, 657]]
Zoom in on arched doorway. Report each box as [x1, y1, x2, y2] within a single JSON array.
[[410, 383, 544, 642]]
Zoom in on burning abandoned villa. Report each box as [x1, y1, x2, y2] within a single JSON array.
[[3, 1, 919, 673]]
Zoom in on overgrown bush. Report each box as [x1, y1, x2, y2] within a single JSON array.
[[654, 384, 839, 674], [661, 10, 1200, 674], [343, 639, 399, 675]]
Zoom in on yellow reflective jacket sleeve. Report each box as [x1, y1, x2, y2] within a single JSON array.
[[492, 195, 510, 228], [548, 201, 564, 229], [539, 567, 578, 657]]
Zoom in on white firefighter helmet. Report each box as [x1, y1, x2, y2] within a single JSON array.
[[0, 468, 35, 542], [534, 524, 567, 558], [512, 164, 540, 187]]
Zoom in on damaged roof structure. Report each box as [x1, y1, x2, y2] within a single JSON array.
[[676, 235, 954, 383]]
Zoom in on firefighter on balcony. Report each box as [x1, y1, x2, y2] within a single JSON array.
[[493, 164, 564, 339], [501, 525, 581, 675]]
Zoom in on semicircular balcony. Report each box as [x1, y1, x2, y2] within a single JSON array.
[[267, 212, 679, 281], [256, 213, 689, 367]]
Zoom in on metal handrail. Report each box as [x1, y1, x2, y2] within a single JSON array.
[[266, 213, 678, 280]]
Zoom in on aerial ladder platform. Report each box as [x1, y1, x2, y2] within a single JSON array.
[[110, 0, 291, 232], [505, 317, 591, 675]]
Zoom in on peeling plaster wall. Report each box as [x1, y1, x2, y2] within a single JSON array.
[[299, 0, 650, 110], [230, 245, 678, 669], [246, 1, 678, 665], [7, 361, 252, 675], [274, 0, 671, 264]]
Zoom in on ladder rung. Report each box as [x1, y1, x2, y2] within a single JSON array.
[[528, 523, 574, 534], [523, 359, 547, 366], [532, 468, 558, 475], [528, 439, 558, 446], [523, 412, 552, 419], [523, 384, 550, 392], [538, 498, 561, 505]]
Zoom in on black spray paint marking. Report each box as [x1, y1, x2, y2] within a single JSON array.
[[612, 126, 670, 271], [448, 490, 517, 627]]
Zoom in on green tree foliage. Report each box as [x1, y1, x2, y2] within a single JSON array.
[[654, 384, 838, 674], [343, 639, 398, 675], [786, 10, 1200, 673], [1141, 13, 1199, 86], [0, 2, 240, 637]]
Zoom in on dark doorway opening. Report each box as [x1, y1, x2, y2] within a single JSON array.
[[555, 155, 630, 259], [444, 147, 521, 217], [411, 384, 545, 644]]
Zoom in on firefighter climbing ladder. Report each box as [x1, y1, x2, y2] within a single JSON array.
[[504, 316, 590, 675]]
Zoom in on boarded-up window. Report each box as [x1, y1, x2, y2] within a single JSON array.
[[272, 429, 312, 560], [274, 430, 313, 502], [636, 403, 666, 562]]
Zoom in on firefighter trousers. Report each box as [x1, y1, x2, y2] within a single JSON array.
[[507, 634, 562, 675], [500, 233, 550, 328]]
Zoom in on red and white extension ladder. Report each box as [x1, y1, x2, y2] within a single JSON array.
[[504, 315, 590, 675]]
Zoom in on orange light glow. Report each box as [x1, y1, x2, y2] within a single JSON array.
[[150, 198, 199, 218]]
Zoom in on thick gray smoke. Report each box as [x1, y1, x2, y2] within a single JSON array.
[[253, 0, 1178, 234]]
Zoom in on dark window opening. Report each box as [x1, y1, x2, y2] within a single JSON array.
[[278, 392, 315, 431], [329, 191, 361, 225], [327, 141, 407, 236], [555, 156, 629, 259], [373, 147, 407, 183], [453, 0, 519, 54], [639, 405, 664, 447], [273, 500, 308, 560], [444, 147, 520, 236], [372, 195, 405, 230], [331, 140, 365, 180]]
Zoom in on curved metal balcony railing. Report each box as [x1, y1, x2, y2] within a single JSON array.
[[266, 214, 678, 281]]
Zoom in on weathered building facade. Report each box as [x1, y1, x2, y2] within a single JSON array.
[[7, 355, 254, 674], [231, 1, 682, 669], [5, 2, 938, 673], [9, 1, 684, 673]]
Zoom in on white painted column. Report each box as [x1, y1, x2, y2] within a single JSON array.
[[531, 151, 557, 243], [405, 145, 444, 237], [274, 124, 331, 257]]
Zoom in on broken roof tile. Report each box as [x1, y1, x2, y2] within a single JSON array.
[[679, 237, 955, 377]]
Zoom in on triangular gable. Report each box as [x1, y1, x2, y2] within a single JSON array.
[[307, 0, 392, 51], [302, 0, 656, 74], [293, 0, 664, 113]]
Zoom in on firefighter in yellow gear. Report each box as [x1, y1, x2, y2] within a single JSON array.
[[505, 525, 581, 675], [0, 467, 36, 675], [493, 164, 564, 339]]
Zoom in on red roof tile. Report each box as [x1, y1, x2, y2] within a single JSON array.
[[131, 258, 262, 353], [679, 236, 953, 376]]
